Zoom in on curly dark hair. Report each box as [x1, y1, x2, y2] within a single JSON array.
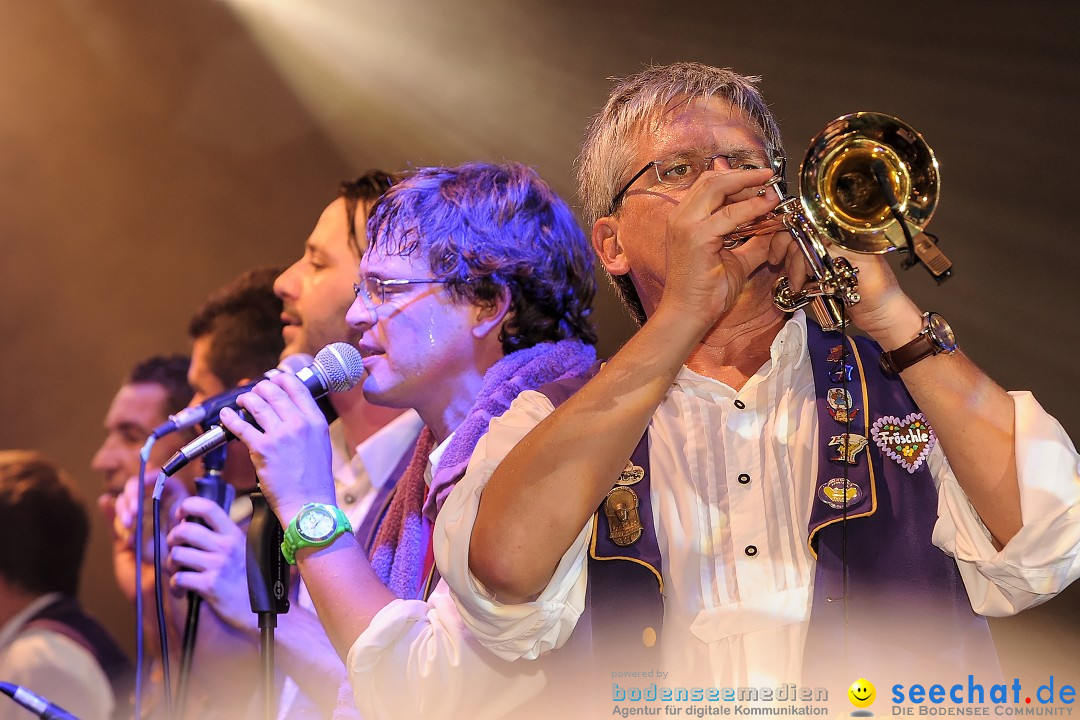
[[366, 162, 597, 354], [188, 266, 285, 387]]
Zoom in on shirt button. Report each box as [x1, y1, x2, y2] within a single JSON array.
[[733, 399, 746, 409], [744, 545, 758, 557], [343, 493, 357, 505], [642, 626, 657, 648], [737, 473, 751, 485]]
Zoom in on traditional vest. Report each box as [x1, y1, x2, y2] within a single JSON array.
[[24, 595, 134, 720], [540, 320, 999, 691], [355, 447, 418, 559]]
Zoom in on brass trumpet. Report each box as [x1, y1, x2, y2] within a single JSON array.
[[725, 112, 951, 331]]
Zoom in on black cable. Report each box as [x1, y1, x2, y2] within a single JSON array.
[[133, 440, 153, 720], [872, 160, 919, 268], [175, 593, 200, 720], [153, 495, 174, 720]]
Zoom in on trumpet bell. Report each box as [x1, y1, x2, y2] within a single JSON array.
[[801, 112, 939, 254]]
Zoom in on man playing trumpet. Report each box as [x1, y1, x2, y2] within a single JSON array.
[[437, 62, 1080, 699]]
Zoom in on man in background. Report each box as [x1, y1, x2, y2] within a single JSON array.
[[0, 450, 132, 720], [104, 266, 286, 717], [273, 171, 416, 526], [92, 355, 196, 604], [109, 266, 287, 550], [92, 354, 194, 522], [184, 264, 287, 510]]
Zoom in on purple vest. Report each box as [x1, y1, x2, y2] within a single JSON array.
[[355, 446, 419, 557], [540, 320, 998, 687]]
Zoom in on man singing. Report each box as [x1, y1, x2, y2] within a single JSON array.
[[213, 162, 598, 719]]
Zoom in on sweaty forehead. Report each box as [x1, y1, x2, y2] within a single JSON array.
[[634, 96, 768, 160], [359, 245, 431, 278]]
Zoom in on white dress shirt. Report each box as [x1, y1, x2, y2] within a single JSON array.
[[435, 312, 1080, 688], [330, 410, 426, 529], [0, 593, 114, 720], [342, 434, 548, 720]]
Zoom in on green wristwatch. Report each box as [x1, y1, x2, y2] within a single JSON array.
[[281, 502, 352, 565]]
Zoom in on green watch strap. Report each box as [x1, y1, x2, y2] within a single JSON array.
[[281, 502, 352, 565]]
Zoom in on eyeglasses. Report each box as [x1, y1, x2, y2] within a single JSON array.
[[607, 151, 786, 215], [352, 276, 445, 308]]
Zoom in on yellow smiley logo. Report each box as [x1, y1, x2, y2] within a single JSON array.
[[848, 678, 876, 709]]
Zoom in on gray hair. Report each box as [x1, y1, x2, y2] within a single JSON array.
[[576, 62, 784, 325]]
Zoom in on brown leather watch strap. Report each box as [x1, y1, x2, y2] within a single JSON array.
[[879, 332, 935, 374]]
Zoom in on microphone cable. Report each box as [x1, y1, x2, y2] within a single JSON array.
[[134, 438, 152, 720], [152, 487, 174, 720], [0, 682, 79, 720], [135, 436, 175, 720]]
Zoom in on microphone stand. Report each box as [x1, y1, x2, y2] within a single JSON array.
[[175, 445, 232, 719], [246, 488, 290, 720]]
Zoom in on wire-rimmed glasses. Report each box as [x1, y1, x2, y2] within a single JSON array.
[[607, 151, 786, 215], [352, 276, 445, 309]]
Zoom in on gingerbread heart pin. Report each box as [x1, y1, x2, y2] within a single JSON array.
[[871, 413, 937, 474]]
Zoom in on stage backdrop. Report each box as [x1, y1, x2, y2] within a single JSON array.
[[1, 0, 1077, 688]]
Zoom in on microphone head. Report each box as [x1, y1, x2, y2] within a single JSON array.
[[313, 343, 365, 393]]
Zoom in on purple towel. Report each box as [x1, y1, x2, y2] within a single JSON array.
[[424, 338, 597, 522], [369, 427, 436, 600]]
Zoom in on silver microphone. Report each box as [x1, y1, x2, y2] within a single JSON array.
[[161, 343, 363, 476]]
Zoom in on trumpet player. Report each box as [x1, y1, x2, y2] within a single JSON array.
[[436, 62, 1080, 701]]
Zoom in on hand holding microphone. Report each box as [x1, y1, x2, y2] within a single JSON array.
[[152, 353, 313, 439], [215, 343, 364, 526], [161, 343, 364, 477]]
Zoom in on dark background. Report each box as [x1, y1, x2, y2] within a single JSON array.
[[1, 0, 1076, 688]]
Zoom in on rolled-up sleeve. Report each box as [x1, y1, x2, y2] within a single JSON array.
[[347, 581, 547, 720], [434, 390, 592, 661], [933, 391, 1080, 615]]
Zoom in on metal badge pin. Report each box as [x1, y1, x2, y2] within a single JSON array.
[[603, 486, 643, 547], [818, 478, 863, 510], [826, 387, 859, 423], [616, 460, 645, 486], [827, 433, 869, 465], [830, 363, 855, 383]]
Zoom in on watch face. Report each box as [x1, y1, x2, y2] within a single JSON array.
[[927, 313, 957, 352], [297, 506, 336, 542]]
